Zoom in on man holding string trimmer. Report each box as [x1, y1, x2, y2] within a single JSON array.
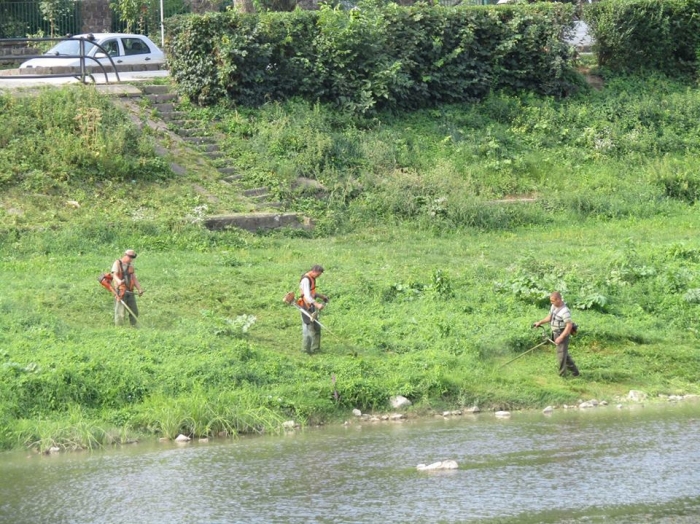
[[533, 291, 580, 377], [111, 249, 144, 327], [297, 265, 329, 354]]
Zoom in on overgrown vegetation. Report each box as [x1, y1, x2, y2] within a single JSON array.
[[177, 74, 700, 233], [165, 1, 580, 112], [0, 72, 699, 453], [586, 0, 700, 77], [0, 88, 171, 189]]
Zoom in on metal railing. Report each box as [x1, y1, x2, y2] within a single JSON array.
[[0, 36, 120, 83]]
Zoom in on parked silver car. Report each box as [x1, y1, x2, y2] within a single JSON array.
[[20, 33, 165, 70]]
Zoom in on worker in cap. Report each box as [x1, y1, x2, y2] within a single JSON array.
[[297, 265, 328, 354], [111, 249, 144, 326]]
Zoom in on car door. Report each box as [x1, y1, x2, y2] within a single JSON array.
[[93, 38, 122, 67], [118, 37, 155, 66]]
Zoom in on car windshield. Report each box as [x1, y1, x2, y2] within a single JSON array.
[[46, 39, 98, 56]]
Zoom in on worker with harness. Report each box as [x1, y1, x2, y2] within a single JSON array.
[[111, 249, 144, 327], [298, 265, 329, 354], [533, 291, 580, 377]]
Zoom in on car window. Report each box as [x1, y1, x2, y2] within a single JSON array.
[[122, 38, 150, 56], [48, 39, 97, 57], [101, 39, 120, 57]]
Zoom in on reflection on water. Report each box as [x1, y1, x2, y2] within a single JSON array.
[[2, 402, 700, 523]]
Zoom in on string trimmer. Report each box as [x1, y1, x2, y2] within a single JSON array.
[[98, 272, 141, 326], [498, 325, 555, 368], [282, 291, 337, 337]]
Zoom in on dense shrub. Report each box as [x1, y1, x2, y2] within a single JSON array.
[[586, 0, 700, 76], [165, 1, 579, 113]]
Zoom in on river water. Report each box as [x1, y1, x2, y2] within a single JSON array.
[[2, 402, 700, 523]]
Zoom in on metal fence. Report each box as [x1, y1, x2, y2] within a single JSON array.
[[1, 0, 497, 40], [0, 0, 82, 39], [0, 0, 192, 39], [111, 0, 193, 36]]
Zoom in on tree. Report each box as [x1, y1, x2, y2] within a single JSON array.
[[111, 0, 149, 33], [39, 0, 75, 37]]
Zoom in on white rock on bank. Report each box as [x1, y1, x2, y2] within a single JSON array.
[[352, 408, 362, 417], [543, 406, 553, 414], [282, 420, 296, 430], [628, 390, 648, 402], [175, 434, 191, 442], [416, 460, 459, 471], [495, 411, 511, 418], [390, 395, 412, 409]]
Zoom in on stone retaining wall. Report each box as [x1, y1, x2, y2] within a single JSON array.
[[0, 43, 40, 68]]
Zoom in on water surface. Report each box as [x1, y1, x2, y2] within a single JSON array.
[[2, 402, 699, 523]]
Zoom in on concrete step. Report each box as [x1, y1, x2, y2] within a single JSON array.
[[218, 167, 237, 176], [260, 201, 284, 209], [168, 119, 203, 129], [204, 212, 313, 232], [160, 111, 187, 121], [142, 85, 172, 94], [183, 136, 216, 145], [243, 187, 269, 197], [175, 128, 207, 137], [250, 194, 273, 204], [147, 93, 178, 104], [154, 102, 175, 113], [200, 144, 220, 153]]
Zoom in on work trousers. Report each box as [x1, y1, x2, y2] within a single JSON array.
[[554, 331, 579, 377], [115, 292, 139, 327], [302, 320, 321, 354]]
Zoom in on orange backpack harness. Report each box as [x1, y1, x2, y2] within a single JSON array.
[[114, 260, 135, 297], [297, 272, 317, 310]]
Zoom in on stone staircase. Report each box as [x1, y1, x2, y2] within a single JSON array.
[[138, 84, 312, 233]]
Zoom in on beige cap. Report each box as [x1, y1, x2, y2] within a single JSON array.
[[124, 249, 137, 258]]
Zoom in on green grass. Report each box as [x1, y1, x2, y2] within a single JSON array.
[[0, 75, 699, 452], [0, 214, 698, 451]]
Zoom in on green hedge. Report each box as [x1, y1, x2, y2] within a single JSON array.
[[586, 0, 700, 76], [165, 1, 579, 113]]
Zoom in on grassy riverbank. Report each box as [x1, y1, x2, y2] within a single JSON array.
[[0, 74, 699, 452]]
